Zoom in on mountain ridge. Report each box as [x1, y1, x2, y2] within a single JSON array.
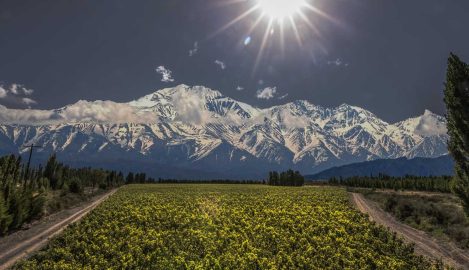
[[306, 155, 454, 180], [0, 84, 449, 179]]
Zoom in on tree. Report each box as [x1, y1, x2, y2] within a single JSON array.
[[267, 170, 304, 186], [0, 193, 12, 234], [443, 53, 469, 214], [126, 172, 135, 184]]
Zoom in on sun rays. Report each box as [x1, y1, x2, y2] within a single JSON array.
[[209, 0, 336, 74]]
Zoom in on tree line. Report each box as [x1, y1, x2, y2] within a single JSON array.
[[156, 179, 262, 184], [268, 170, 305, 186], [327, 174, 452, 193], [0, 154, 125, 235]]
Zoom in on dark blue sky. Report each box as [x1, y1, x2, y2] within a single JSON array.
[[1, 0, 468, 122]]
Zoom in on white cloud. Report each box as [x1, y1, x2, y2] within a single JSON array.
[[10, 83, 19, 95], [236, 86, 244, 91], [22, 97, 37, 105], [156, 66, 175, 83], [214, 60, 226, 70], [0, 83, 37, 105], [256, 87, 277, 100], [278, 94, 288, 100], [0, 100, 161, 125], [0, 105, 55, 124], [189, 42, 199, 56], [13, 84, 34, 95], [172, 88, 211, 125], [23, 88, 34, 95], [327, 58, 349, 67], [279, 110, 310, 129], [0, 86, 6, 98], [169, 86, 242, 125]]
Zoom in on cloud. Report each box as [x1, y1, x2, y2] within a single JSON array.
[[214, 60, 226, 70], [172, 88, 211, 125], [256, 87, 277, 100], [0, 105, 55, 124], [0, 83, 37, 106], [1, 83, 34, 96], [327, 58, 349, 67], [278, 94, 288, 100], [279, 110, 310, 129], [189, 42, 199, 56], [169, 86, 242, 125], [10, 83, 19, 95], [0, 100, 161, 125], [22, 97, 37, 105], [258, 79, 264, 85], [236, 86, 244, 91], [0, 86, 6, 98], [23, 88, 34, 95], [156, 66, 175, 82]]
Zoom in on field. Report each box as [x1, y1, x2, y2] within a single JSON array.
[[15, 185, 437, 269]]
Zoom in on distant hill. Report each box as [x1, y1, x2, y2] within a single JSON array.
[[306, 155, 454, 180]]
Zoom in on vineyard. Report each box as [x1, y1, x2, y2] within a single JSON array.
[[15, 185, 439, 269]]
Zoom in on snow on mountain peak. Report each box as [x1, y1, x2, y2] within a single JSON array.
[[0, 85, 449, 178], [129, 85, 259, 125], [395, 110, 447, 137], [416, 110, 447, 136]]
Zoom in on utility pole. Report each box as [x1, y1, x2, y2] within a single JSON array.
[[22, 143, 42, 179]]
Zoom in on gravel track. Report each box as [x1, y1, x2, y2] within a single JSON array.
[[351, 192, 469, 269], [0, 189, 117, 270]]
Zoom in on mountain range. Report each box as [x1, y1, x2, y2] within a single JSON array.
[[0, 85, 449, 179], [306, 155, 454, 180]]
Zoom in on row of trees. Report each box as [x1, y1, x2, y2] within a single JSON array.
[[0, 154, 125, 235], [125, 172, 156, 184], [268, 170, 305, 186], [157, 179, 262, 184], [328, 175, 452, 193]]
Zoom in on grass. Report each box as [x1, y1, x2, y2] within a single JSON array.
[[353, 188, 469, 250]]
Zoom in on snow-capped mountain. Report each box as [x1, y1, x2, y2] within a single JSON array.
[[0, 85, 449, 179]]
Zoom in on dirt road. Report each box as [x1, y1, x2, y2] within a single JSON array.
[[0, 189, 117, 270], [351, 192, 469, 269]]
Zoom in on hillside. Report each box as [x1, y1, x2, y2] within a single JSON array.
[[0, 85, 449, 179], [306, 155, 454, 180]]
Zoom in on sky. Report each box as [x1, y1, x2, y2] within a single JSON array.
[[0, 0, 468, 122]]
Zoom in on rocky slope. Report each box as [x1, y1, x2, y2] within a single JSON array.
[[0, 85, 449, 179]]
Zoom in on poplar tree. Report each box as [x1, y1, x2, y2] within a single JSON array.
[[443, 53, 469, 214]]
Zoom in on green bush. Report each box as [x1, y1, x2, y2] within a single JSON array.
[[68, 178, 83, 194], [29, 193, 48, 220]]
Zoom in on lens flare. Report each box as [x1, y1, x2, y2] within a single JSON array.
[[209, 0, 339, 74]]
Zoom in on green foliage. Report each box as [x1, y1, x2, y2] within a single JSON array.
[[68, 178, 83, 194], [15, 185, 439, 269], [268, 169, 304, 186], [328, 174, 452, 193], [366, 192, 469, 249], [0, 193, 12, 234], [443, 53, 469, 215], [29, 192, 48, 220], [0, 154, 125, 235]]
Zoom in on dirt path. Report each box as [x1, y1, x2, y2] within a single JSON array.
[[351, 193, 469, 269], [0, 189, 117, 270]]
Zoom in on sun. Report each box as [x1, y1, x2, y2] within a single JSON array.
[[210, 0, 337, 74], [256, 0, 307, 21]]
